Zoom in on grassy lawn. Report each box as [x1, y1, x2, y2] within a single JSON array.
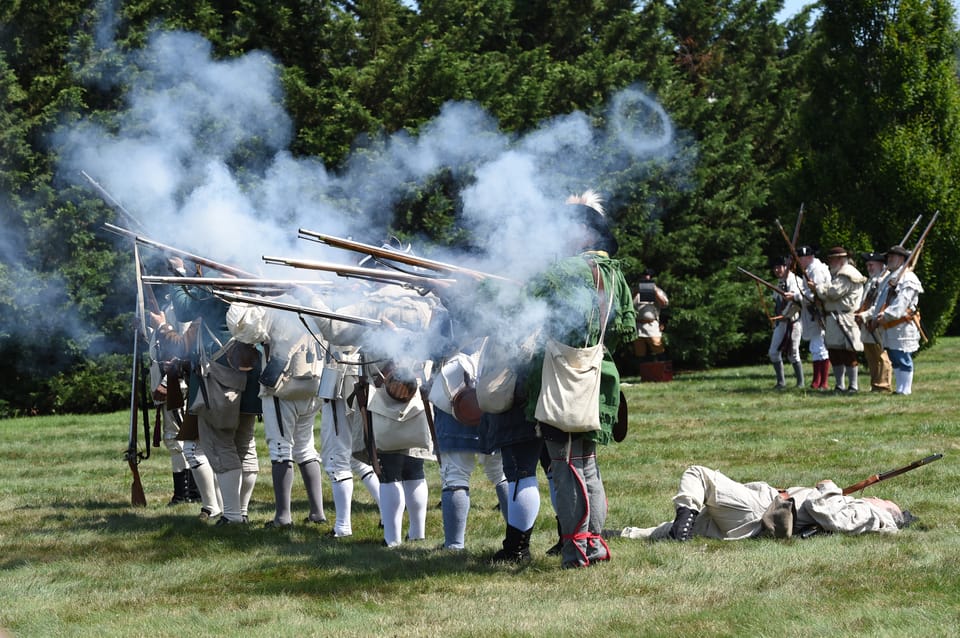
[[1, 339, 957, 637]]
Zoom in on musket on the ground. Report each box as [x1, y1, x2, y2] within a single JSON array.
[[103, 223, 256, 278], [263, 255, 457, 288], [842, 453, 943, 495], [298, 228, 517, 284], [210, 290, 382, 326]]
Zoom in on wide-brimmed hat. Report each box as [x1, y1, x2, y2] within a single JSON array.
[[885, 245, 910, 259], [825, 246, 849, 259], [796, 245, 816, 257], [761, 495, 795, 539]]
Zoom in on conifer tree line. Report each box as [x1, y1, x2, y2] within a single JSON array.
[[1, 0, 959, 415]]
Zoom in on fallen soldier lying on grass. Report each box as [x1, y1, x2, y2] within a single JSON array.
[[606, 465, 915, 541]]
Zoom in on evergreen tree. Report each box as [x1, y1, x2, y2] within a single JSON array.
[[797, 0, 960, 339]]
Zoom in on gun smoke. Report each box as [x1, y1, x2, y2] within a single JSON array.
[[39, 10, 681, 365]]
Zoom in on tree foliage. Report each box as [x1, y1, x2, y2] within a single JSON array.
[[1, 0, 959, 413]]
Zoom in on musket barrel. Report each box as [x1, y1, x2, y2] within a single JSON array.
[[103, 223, 255, 278], [213, 290, 381, 326]]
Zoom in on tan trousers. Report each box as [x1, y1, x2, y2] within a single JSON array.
[[863, 342, 892, 392]]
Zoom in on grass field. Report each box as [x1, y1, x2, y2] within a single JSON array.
[[1, 340, 958, 637]]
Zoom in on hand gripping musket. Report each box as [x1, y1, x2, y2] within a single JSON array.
[[262, 255, 457, 289], [842, 453, 943, 495], [297, 228, 518, 284], [103, 223, 256, 279], [210, 290, 382, 326]]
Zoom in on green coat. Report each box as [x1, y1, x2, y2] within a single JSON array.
[[524, 251, 636, 444]]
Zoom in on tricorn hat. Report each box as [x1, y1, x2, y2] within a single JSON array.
[[796, 245, 816, 257], [769, 254, 790, 268], [761, 495, 796, 539], [885, 245, 910, 259], [861, 252, 885, 263], [825, 246, 849, 259]]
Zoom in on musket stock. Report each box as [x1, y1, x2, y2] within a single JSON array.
[[298, 228, 517, 284], [263, 255, 456, 288], [126, 310, 147, 508]]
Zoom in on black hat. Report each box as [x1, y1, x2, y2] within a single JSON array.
[[769, 255, 790, 268], [796, 245, 816, 257], [885, 245, 910, 259], [861, 252, 885, 263]]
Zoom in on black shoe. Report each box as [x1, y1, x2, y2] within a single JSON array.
[[263, 520, 293, 529], [668, 506, 699, 541], [303, 516, 328, 525], [215, 516, 245, 527]]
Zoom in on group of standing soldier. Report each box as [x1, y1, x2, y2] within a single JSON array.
[[140, 190, 637, 569], [769, 243, 924, 395]]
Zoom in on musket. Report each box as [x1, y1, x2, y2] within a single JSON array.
[[298, 228, 517, 284], [842, 453, 943, 495], [791, 203, 805, 247], [142, 275, 334, 291], [737, 266, 788, 297], [888, 210, 939, 291], [103, 223, 256, 278], [125, 299, 148, 507], [211, 290, 382, 326], [81, 170, 147, 233], [899, 214, 923, 246], [263, 255, 457, 288]]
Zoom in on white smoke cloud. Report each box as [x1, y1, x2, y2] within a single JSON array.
[[51, 17, 679, 359]]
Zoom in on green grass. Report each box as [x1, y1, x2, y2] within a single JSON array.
[[1, 340, 958, 637]]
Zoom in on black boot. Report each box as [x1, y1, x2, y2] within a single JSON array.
[[491, 524, 532, 564], [185, 469, 201, 503], [668, 506, 699, 541], [545, 516, 563, 556], [167, 471, 189, 506]]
